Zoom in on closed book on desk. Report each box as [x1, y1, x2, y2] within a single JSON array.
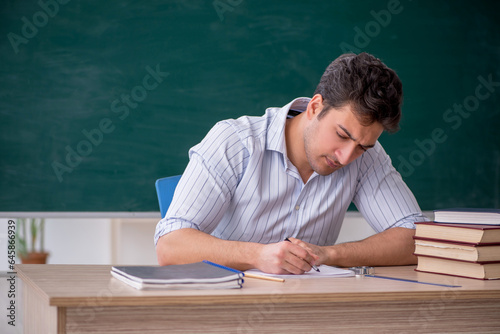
[[414, 237, 500, 262], [415, 222, 500, 244], [434, 208, 500, 225], [111, 262, 244, 290], [416, 255, 500, 280]]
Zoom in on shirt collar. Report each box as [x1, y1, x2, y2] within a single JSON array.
[[266, 97, 310, 154]]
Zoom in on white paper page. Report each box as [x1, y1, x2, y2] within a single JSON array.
[[245, 265, 354, 279]]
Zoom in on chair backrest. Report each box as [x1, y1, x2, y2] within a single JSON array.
[[155, 175, 182, 218]]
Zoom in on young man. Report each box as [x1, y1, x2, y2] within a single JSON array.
[[155, 52, 428, 274]]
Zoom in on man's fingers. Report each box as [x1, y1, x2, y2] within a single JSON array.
[[286, 238, 320, 264], [283, 241, 317, 273], [257, 240, 320, 275]]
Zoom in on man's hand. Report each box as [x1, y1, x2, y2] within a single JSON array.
[[254, 240, 319, 275], [286, 237, 329, 265], [287, 227, 417, 268]]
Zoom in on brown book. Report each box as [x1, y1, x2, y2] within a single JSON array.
[[414, 237, 500, 262], [415, 222, 500, 244], [415, 255, 500, 280]]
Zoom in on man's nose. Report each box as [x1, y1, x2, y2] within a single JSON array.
[[336, 143, 358, 166]]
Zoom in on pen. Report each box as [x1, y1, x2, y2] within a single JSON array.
[[284, 238, 320, 272]]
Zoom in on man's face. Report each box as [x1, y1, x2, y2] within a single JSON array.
[[303, 103, 384, 176]]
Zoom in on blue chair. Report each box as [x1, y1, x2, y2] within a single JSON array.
[[155, 175, 182, 218]]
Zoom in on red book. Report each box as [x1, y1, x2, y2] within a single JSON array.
[[415, 254, 500, 280], [415, 222, 500, 244], [414, 237, 500, 262]]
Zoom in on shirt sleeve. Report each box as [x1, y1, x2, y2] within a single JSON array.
[[154, 120, 249, 245], [352, 142, 430, 233]]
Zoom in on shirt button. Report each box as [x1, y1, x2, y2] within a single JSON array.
[[295, 205, 300, 210]]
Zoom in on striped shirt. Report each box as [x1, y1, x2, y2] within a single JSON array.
[[154, 97, 428, 246]]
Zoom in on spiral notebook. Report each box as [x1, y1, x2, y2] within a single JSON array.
[[111, 261, 244, 290]]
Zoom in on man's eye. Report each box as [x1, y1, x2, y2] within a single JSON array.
[[336, 132, 348, 140]]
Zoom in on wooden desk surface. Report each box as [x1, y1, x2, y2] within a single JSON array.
[[16, 264, 500, 333], [16, 264, 500, 307]]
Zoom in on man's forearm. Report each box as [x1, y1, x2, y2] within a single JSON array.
[[156, 228, 260, 271], [323, 227, 417, 267], [156, 228, 319, 274]]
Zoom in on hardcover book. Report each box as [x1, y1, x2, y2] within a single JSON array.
[[414, 222, 500, 244], [414, 237, 500, 262], [415, 255, 500, 280], [434, 208, 500, 225]]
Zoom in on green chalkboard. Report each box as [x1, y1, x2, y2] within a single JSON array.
[[1, 0, 499, 212]]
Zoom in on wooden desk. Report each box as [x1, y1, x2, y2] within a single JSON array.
[[17, 264, 500, 333]]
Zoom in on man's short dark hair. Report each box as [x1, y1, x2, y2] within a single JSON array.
[[314, 52, 403, 133]]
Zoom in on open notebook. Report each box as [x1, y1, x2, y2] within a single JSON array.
[[245, 265, 354, 279]]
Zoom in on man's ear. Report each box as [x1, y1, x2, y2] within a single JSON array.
[[306, 94, 325, 119]]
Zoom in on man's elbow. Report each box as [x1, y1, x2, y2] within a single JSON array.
[[156, 228, 205, 266], [156, 235, 175, 266]]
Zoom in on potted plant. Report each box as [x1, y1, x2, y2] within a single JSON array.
[[16, 218, 49, 264]]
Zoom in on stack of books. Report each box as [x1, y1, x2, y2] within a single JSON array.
[[414, 208, 500, 280], [111, 261, 244, 290]]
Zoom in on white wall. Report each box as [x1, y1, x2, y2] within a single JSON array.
[[45, 218, 113, 264]]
